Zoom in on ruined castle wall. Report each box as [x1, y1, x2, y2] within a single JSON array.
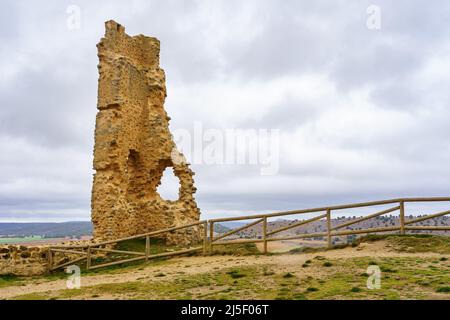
[[0, 240, 103, 276], [0, 245, 49, 276], [91, 21, 201, 244], [0, 244, 80, 276], [0, 21, 202, 277]]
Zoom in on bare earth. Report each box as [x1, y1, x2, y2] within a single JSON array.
[[1, 240, 448, 299], [256, 240, 326, 252]]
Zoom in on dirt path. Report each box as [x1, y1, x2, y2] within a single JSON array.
[[1, 241, 447, 299], [256, 240, 326, 252]]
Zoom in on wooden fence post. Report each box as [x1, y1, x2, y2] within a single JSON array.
[[263, 217, 268, 254], [209, 221, 214, 253], [326, 209, 332, 248], [145, 235, 150, 261], [203, 221, 208, 256], [86, 246, 91, 270], [47, 249, 53, 272], [400, 201, 405, 235]]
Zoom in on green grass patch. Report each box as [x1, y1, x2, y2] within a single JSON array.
[[262, 267, 275, 276], [115, 238, 184, 255], [289, 246, 325, 254], [0, 274, 25, 288], [0, 236, 43, 244], [380, 266, 397, 273], [226, 270, 246, 279], [211, 243, 260, 256], [11, 265, 304, 300], [7, 235, 450, 301], [155, 273, 166, 277], [357, 234, 450, 254]]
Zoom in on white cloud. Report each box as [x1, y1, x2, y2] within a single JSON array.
[[0, 0, 449, 221]]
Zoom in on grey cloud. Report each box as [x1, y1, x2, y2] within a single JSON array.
[[0, 1, 20, 41], [236, 95, 322, 131], [369, 81, 421, 110], [331, 42, 424, 91], [220, 1, 345, 80], [329, 0, 450, 92], [0, 67, 96, 148], [0, 0, 449, 221]]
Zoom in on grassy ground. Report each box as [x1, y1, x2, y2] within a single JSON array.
[[0, 236, 42, 244], [209, 243, 261, 256], [383, 234, 450, 254], [0, 275, 25, 289], [0, 268, 77, 289], [2, 235, 450, 300], [10, 254, 450, 300], [0, 243, 258, 290], [88, 240, 260, 269], [0, 236, 64, 244]]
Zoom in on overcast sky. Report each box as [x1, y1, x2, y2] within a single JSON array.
[[0, 0, 449, 222]]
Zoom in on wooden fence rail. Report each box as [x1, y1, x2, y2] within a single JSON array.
[[208, 197, 450, 254], [48, 220, 207, 271], [48, 197, 450, 272]]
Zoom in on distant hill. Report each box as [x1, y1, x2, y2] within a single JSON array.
[[0, 222, 92, 238], [217, 222, 246, 229], [215, 215, 450, 244], [214, 223, 231, 234], [3, 215, 446, 242]]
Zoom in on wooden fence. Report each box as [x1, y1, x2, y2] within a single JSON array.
[[48, 220, 208, 272], [48, 197, 450, 271]]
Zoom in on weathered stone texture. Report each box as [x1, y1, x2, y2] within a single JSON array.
[[0, 241, 102, 276], [0, 245, 48, 276], [91, 21, 201, 244]]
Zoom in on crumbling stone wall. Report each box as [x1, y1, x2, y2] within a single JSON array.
[[0, 242, 99, 276], [0, 245, 48, 276], [91, 21, 201, 244]]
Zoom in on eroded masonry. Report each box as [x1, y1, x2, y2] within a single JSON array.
[[91, 20, 201, 244]]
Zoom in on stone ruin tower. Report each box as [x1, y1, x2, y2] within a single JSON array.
[[91, 20, 201, 244]]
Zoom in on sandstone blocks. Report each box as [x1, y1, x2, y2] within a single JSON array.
[[91, 21, 201, 244], [0, 245, 48, 276]]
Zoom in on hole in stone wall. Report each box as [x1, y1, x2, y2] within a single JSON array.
[[156, 167, 181, 201], [126, 149, 139, 175], [125, 149, 144, 199]]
